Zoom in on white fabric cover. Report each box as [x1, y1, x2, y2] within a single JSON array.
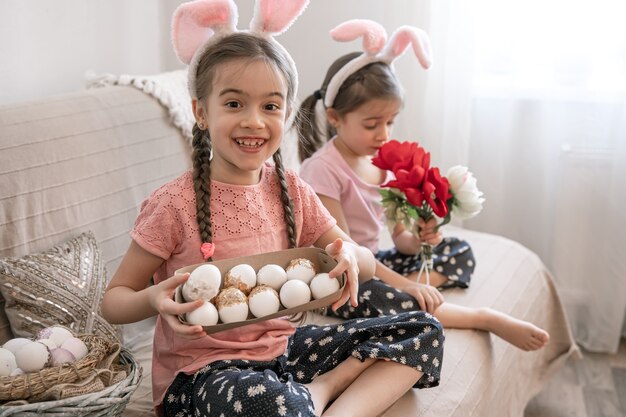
[[0, 83, 577, 417]]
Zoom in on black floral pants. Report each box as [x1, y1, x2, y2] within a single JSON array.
[[164, 312, 444, 417]]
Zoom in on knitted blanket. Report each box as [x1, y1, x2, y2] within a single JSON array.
[[86, 69, 194, 144]]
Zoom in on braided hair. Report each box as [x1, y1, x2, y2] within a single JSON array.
[[191, 123, 214, 259], [190, 33, 299, 260]]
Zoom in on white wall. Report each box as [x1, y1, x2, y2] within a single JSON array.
[[1, 0, 434, 144], [0, 0, 183, 104]]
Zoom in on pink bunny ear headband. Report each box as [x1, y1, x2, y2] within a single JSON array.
[[323, 19, 432, 108], [171, 0, 309, 98]]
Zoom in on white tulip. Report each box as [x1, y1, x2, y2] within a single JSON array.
[[446, 166, 485, 220]]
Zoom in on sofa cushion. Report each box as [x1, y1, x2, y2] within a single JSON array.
[[0, 231, 120, 341], [0, 85, 192, 342]]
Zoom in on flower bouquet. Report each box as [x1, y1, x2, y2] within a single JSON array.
[[372, 140, 485, 285]]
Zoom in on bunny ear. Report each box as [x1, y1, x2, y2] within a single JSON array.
[[250, 0, 309, 36], [171, 0, 239, 64], [382, 26, 432, 69], [330, 19, 387, 55]]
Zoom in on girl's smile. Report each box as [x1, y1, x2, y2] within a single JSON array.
[[233, 136, 268, 150]]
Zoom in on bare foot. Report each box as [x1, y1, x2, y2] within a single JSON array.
[[480, 308, 550, 351]]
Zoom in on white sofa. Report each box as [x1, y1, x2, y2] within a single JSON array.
[[0, 82, 579, 417]]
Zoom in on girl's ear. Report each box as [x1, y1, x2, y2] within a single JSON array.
[[284, 106, 292, 122], [192, 98, 208, 125], [326, 108, 341, 128]]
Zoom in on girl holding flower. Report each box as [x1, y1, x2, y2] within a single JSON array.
[[296, 20, 549, 351]]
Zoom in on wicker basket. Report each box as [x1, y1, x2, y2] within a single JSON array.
[[0, 334, 114, 402], [0, 347, 141, 416]]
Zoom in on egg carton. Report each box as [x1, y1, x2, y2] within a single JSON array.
[[175, 247, 346, 334]]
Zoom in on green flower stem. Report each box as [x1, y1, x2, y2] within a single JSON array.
[[380, 188, 448, 286], [416, 242, 434, 286]]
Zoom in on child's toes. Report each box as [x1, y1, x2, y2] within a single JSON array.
[[532, 329, 550, 345]]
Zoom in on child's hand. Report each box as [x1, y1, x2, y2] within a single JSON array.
[[417, 218, 443, 247], [402, 283, 444, 314], [148, 273, 207, 340], [325, 238, 359, 311]]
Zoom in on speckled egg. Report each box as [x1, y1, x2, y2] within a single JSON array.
[[215, 287, 249, 323], [279, 279, 311, 309], [224, 264, 257, 294], [182, 264, 222, 302], [256, 264, 288, 291], [186, 300, 219, 326], [37, 326, 73, 347], [285, 258, 317, 284], [248, 285, 281, 318]]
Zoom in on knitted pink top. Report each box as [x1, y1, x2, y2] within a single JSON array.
[[131, 163, 336, 412]]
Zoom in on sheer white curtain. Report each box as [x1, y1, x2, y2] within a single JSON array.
[[281, 0, 625, 352], [421, 0, 626, 352]]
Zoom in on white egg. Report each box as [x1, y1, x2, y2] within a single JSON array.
[[224, 264, 257, 294], [182, 264, 222, 302], [215, 287, 249, 323], [248, 285, 281, 318], [0, 348, 17, 376], [9, 367, 24, 377], [49, 347, 76, 366], [37, 326, 73, 347], [37, 338, 57, 350], [186, 300, 219, 326], [2, 337, 31, 354], [280, 279, 311, 309], [60, 337, 88, 361], [256, 264, 288, 291], [310, 273, 341, 299], [286, 258, 317, 284], [15, 341, 49, 372]]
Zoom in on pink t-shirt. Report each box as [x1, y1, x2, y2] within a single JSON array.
[[131, 163, 336, 411], [300, 139, 387, 253]]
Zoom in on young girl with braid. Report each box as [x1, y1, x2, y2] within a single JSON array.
[[297, 19, 549, 352], [101, 2, 445, 417]]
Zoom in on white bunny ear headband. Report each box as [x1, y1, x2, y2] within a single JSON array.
[[323, 19, 432, 108], [172, 0, 309, 98]]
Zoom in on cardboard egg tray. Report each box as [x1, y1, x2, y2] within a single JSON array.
[[174, 247, 346, 334]]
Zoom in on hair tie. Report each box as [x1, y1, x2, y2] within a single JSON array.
[[313, 90, 323, 100], [200, 242, 215, 260]]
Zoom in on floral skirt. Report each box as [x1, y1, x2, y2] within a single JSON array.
[[376, 237, 475, 289], [163, 312, 444, 417]]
